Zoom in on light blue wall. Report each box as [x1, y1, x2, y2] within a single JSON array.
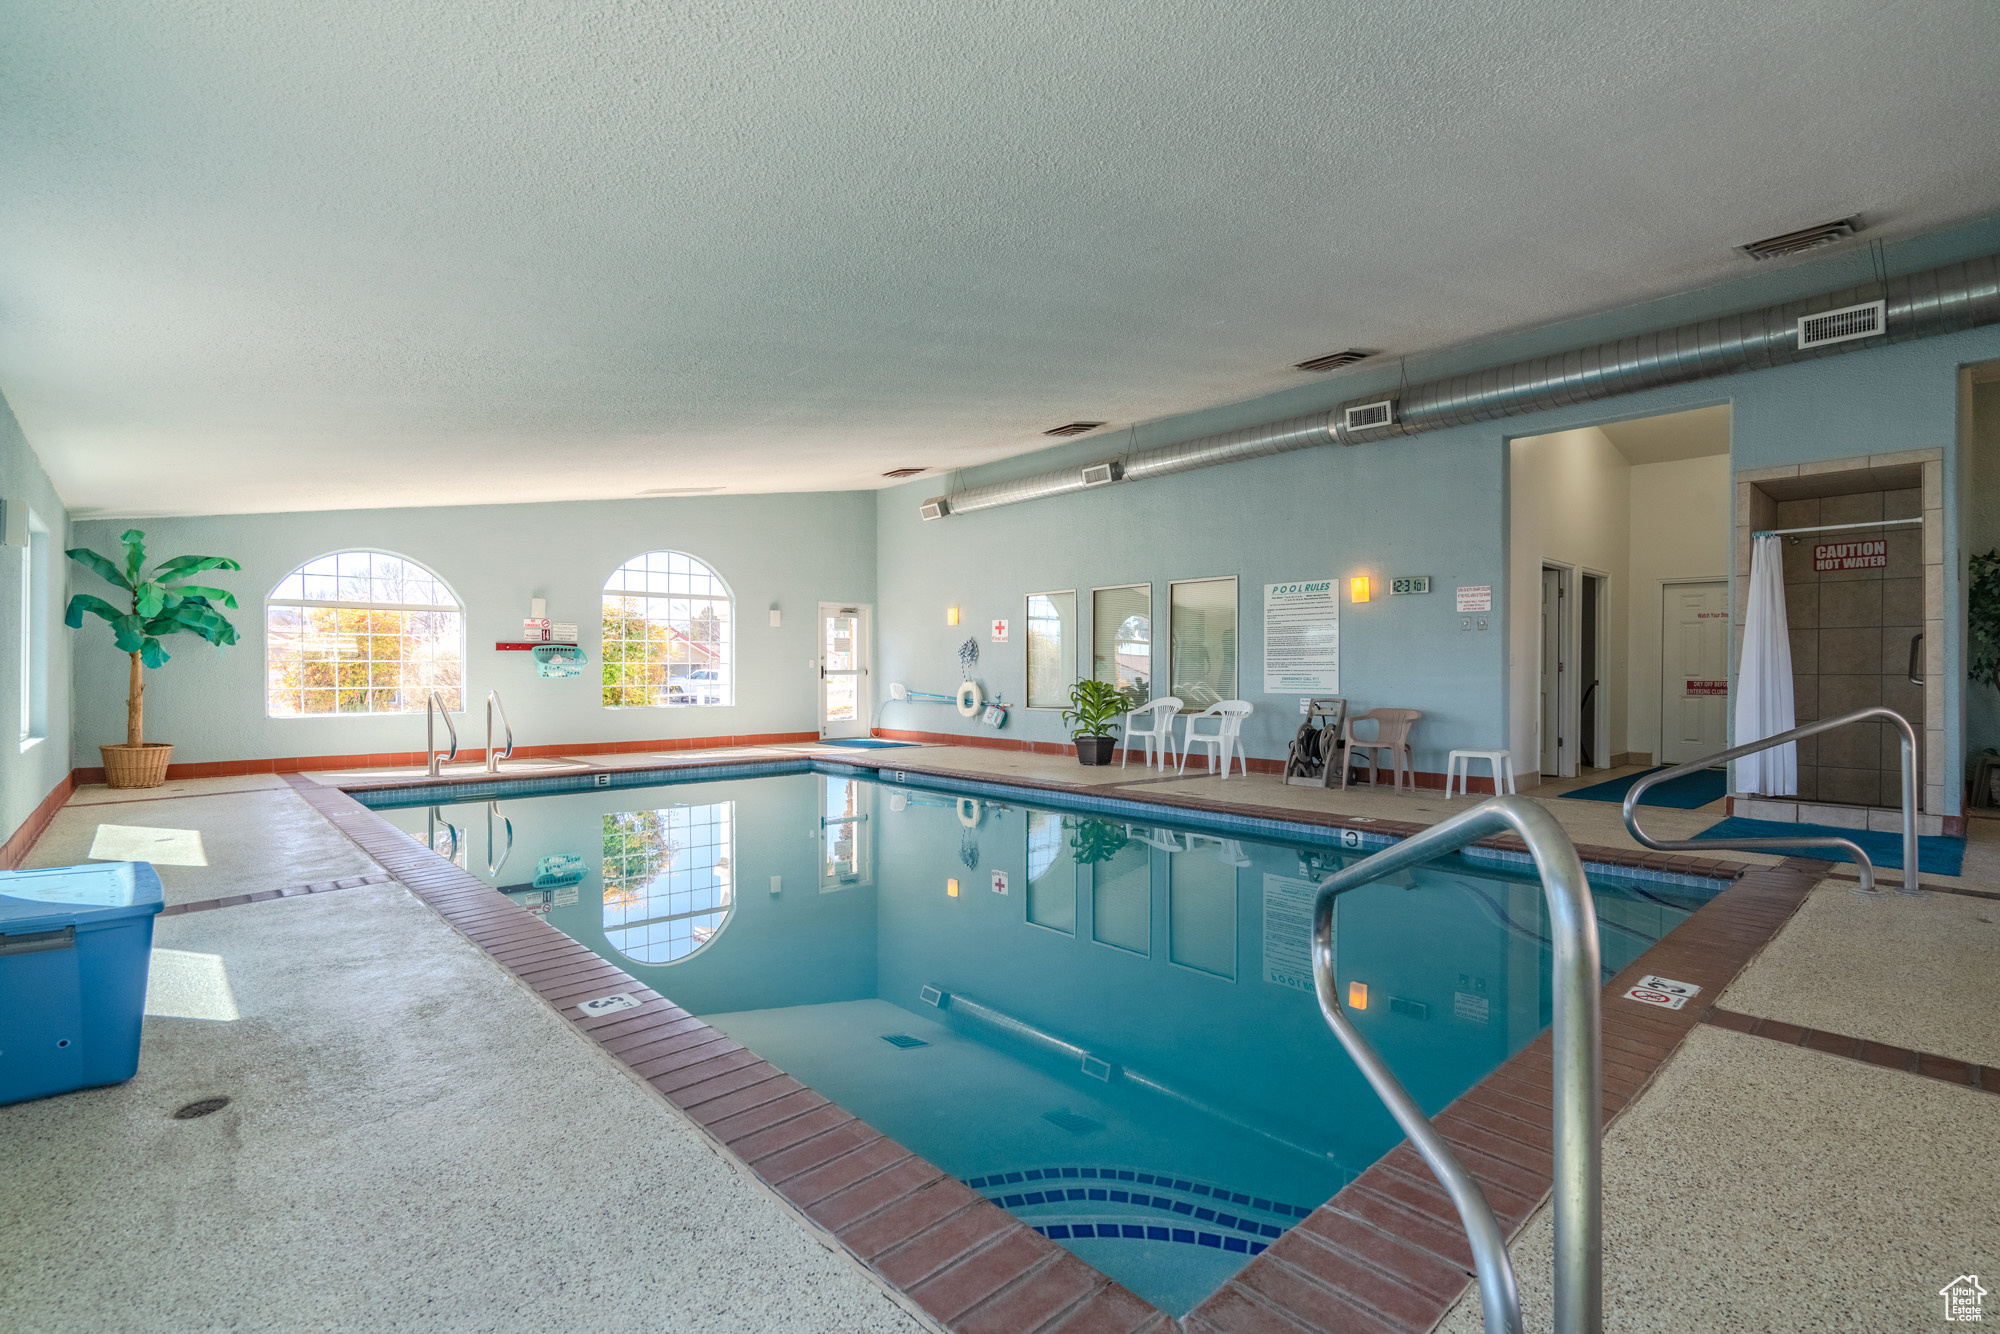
[[0, 390, 73, 842], [877, 215, 2000, 810], [70, 493, 875, 765]]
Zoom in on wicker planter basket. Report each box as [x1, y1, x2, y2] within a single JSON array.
[[101, 742, 174, 789]]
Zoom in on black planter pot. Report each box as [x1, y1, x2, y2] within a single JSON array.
[[1075, 735, 1116, 766]]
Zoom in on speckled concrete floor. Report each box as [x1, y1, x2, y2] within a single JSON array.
[[22, 783, 383, 906], [1434, 1025, 2000, 1333], [1717, 882, 2000, 1066], [0, 883, 928, 1334]]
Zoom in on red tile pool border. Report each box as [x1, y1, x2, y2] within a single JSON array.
[[1701, 1006, 2000, 1093], [280, 768, 1822, 1334]]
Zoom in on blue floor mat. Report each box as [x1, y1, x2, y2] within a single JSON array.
[[818, 738, 915, 749], [1692, 817, 1965, 874], [1561, 766, 1727, 809]]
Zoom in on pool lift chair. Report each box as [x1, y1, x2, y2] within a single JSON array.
[[1312, 795, 1604, 1334]]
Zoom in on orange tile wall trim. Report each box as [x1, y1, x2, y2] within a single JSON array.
[[1, 770, 77, 871]]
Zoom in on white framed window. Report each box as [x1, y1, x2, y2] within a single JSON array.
[[1025, 589, 1076, 709], [1169, 577, 1238, 708], [602, 551, 734, 708], [18, 508, 49, 750], [1091, 583, 1151, 710], [602, 801, 734, 964], [265, 551, 464, 717]]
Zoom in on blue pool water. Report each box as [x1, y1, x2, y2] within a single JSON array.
[[366, 766, 1719, 1314]]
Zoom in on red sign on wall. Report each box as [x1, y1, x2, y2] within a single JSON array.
[[1813, 539, 1886, 572], [1685, 680, 1727, 696]]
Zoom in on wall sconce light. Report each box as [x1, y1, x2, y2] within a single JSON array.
[[946, 878, 961, 898], [1349, 575, 1371, 604], [1347, 980, 1368, 1010], [947, 606, 961, 626]]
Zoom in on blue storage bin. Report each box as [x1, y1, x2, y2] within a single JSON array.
[[0, 862, 165, 1106]]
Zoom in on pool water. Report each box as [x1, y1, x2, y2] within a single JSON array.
[[367, 767, 1716, 1314]]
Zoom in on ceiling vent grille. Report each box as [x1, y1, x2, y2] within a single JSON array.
[[881, 467, 927, 478], [1797, 299, 1886, 350], [1080, 461, 1122, 487], [1044, 421, 1106, 437], [1294, 349, 1376, 372], [1342, 400, 1396, 433], [1738, 216, 1863, 262], [919, 499, 949, 521]]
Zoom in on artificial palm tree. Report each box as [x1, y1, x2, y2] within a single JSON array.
[[65, 529, 241, 787]]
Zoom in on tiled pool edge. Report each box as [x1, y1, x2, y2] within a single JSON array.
[[283, 769, 1818, 1334]]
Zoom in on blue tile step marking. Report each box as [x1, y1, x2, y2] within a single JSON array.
[[1030, 1219, 1270, 1256], [960, 1165, 1318, 1219]]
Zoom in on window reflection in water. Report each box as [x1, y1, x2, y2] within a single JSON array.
[[821, 777, 871, 889], [601, 802, 734, 963]]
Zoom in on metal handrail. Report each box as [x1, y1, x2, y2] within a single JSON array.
[[426, 691, 459, 777], [1622, 706, 1920, 894], [1314, 796, 1602, 1334], [485, 689, 515, 774], [486, 801, 513, 877]]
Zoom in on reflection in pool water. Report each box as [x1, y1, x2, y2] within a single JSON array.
[[371, 769, 1715, 1315]]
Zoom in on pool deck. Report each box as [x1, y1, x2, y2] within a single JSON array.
[[5, 741, 1996, 1331]]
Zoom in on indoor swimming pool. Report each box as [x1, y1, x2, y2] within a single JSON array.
[[365, 765, 1720, 1314]]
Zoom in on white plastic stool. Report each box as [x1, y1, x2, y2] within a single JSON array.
[[1446, 749, 1516, 799]]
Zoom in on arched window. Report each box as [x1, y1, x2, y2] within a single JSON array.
[[265, 551, 464, 717], [602, 551, 733, 708], [601, 802, 734, 964]]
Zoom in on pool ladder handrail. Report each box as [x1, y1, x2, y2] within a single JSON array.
[[1313, 795, 1602, 1334], [485, 689, 515, 774], [486, 800, 513, 877], [1621, 705, 1920, 894], [426, 691, 459, 777]]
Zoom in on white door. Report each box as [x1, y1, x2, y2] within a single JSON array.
[[818, 603, 870, 739], [1660, 582, 1729, 764], [1539, 567, 1568, 776]]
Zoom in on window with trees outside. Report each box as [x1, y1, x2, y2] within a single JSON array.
[[602, 551, 733, 708], [602, 801, 734, 964], [266, 551, 463, 717]]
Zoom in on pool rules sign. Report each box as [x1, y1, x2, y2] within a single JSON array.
[[1264, 581, 1339, 692]]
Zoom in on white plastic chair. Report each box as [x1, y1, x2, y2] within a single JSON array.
[[1179, 701, 1254, 779], [1122, 698, 1182, 770]]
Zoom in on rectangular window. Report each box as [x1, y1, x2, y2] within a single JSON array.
[[1091, 583, 1151, 709], [1169, 840, 1239, 980], [1025, 589, 1075, 709], [1169, 577, 1238, 708], [18, 510, 48, 750], [820, 775, 872, 890], [1025, 810, 1076, 935]]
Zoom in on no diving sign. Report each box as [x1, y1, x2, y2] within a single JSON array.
[[1622, 974, 1701, 1010]]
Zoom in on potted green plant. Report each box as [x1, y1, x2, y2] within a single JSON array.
[[65, 530, 242, 789], [1062, 678, 1127, 765], [1067, 817, 1130, 865]]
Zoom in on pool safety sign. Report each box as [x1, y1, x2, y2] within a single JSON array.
[[1814, 539, 1887, 572], [1685, 679, 1727, 696], [1456, 585, 1493, 613], [1264, 581, 1340, 692], [577, 992, 642, 1018], [1622, 975, 1701, 1010], [1261, 874, 1319, 991], [990, 869, 1009, 895]]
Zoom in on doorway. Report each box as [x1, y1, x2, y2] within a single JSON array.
[[1539, 566, 1570, 776], [817, 603, 871, 739], [1659, 581, 1729, 764]]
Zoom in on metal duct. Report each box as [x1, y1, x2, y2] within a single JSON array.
[[924, 412, 1335, 518], [1336, 251, 2000, 443], [922, 250, 2000, 517]]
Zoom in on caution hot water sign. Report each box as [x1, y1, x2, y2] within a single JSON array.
[[1813, 539, 1886, 572]]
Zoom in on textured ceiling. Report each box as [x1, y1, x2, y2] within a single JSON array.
[[3, 1, 1998, 517]]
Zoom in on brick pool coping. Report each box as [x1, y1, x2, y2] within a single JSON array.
[[280, 763, 1822, 1334]]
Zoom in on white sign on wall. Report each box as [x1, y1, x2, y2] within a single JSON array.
[[990, 619, 1009, 642], [1456, 585, 1493, 613], [1261, 874, 1320, 991], [1263, 581, 1340, 692]]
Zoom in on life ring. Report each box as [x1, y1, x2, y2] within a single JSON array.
[[956, 680, 984, 717], [957, 797, 982, 828]]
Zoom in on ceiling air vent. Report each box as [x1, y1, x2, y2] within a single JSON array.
[[919, 498, 949, 521], [1080, 461, 1122, 488], [1738, 216, 1863, 261], [1342, 400, 1396, 433], [1797, 299, 1886, 350], [1044, 421, 1105, 437], [882, 467, 927, 478], [1294, 349, 1376, 372]]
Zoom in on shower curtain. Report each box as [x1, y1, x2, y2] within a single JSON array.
[[1733, 534, 1796, 794]]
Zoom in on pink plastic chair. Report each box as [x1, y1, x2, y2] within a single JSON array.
[[1340, 709, 1423, 794]]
